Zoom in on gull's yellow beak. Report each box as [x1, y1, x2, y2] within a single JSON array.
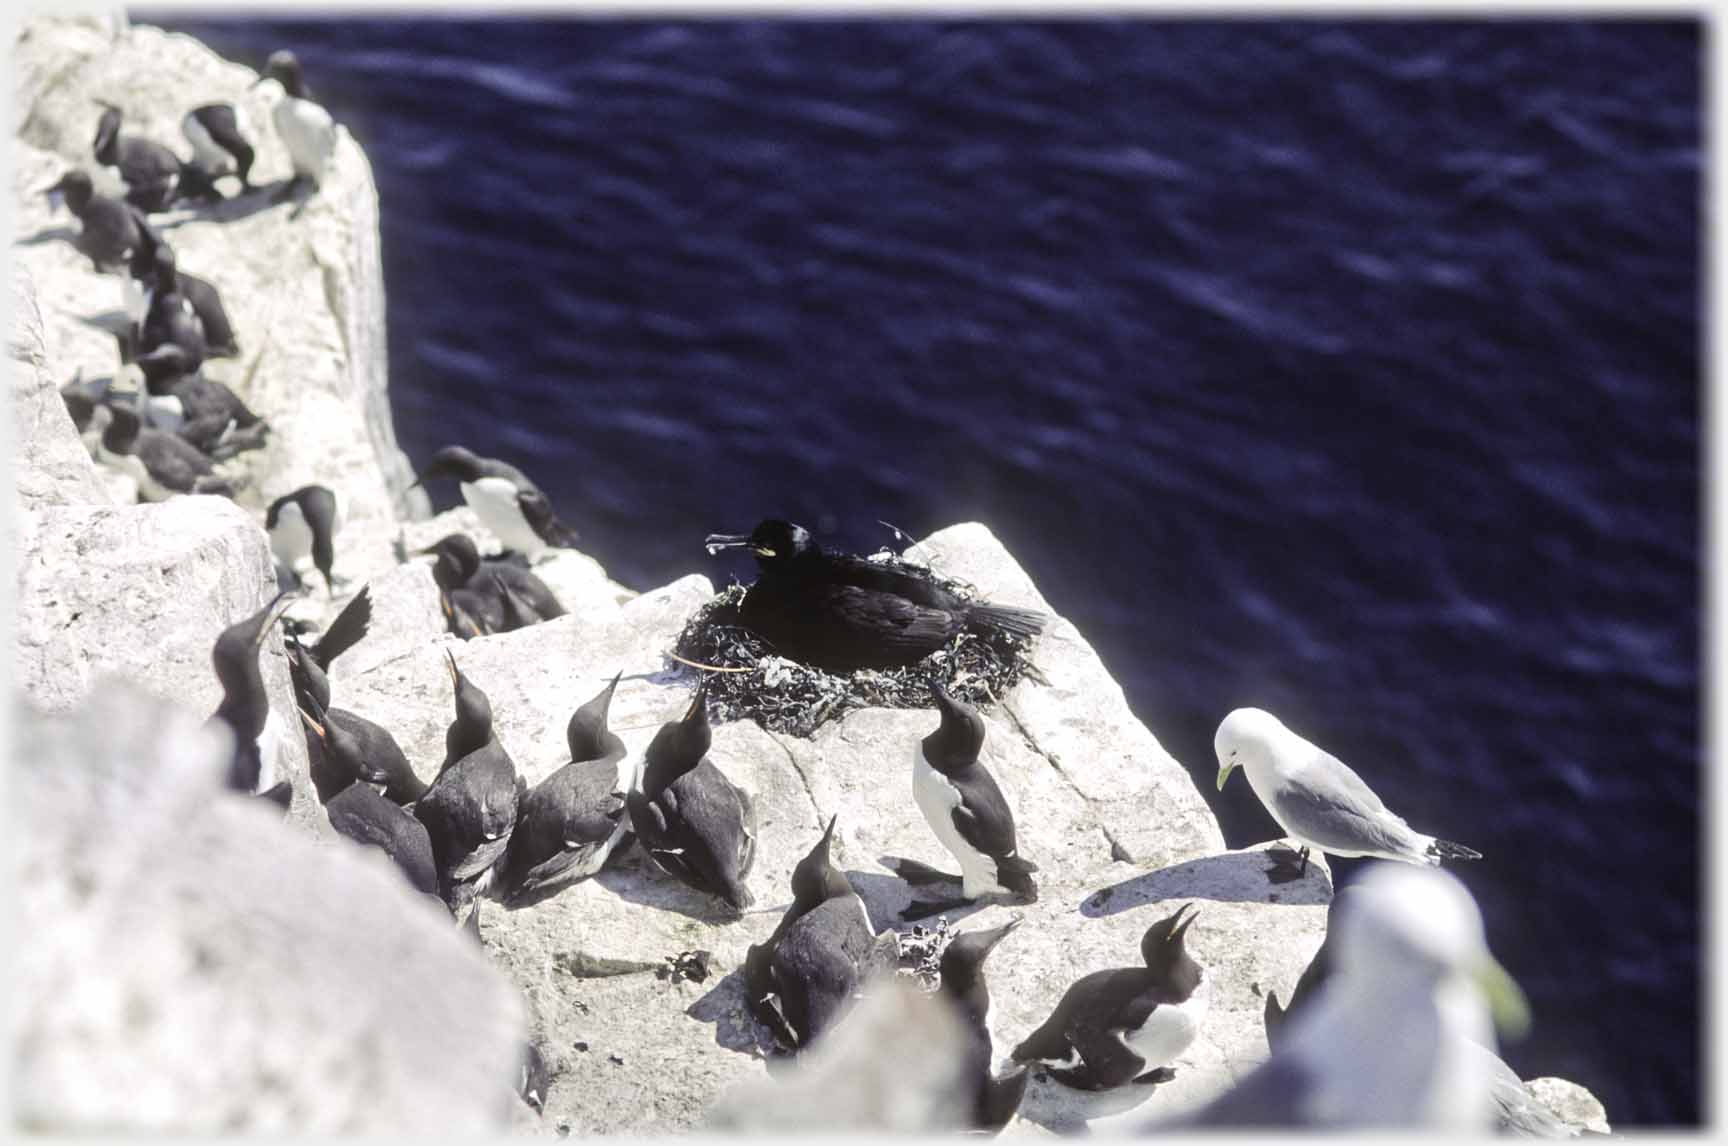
[[1473, 953, 1532, 1041], [1216, 762, 1237, 791]]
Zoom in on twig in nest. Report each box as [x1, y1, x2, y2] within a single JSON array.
[[664, 651, 756, 674]]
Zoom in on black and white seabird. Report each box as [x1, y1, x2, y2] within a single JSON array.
[[412, 446, 580, 561], [129, 231, 240, 360], [939, 917, 1030, 1134], [419, 533, 566, 633], [744, 815, 899, 1051], [492, 674, 632, 908], [308, 717, 440, 901], [1215, 707, 1483, 884], [268, 485, 345, 595], [209, 588, 300, 798], [703, 520, 1049, 672], [181, 102, 256, 192], [137, 250, 208, 372], [95, 401, 234, 501], [91, 100, 185, 213], [517, 1042, 552, 1115], [252, 50, 339, 201], [626, 677, 758, 914], [44, 169, 144, 271], [414, 652, 524, 907], [136, 344, 267, 459], [893, 683, 1038, 921], [1262, 889, 1573, 1138], [1010, 903, 1208, 1092]]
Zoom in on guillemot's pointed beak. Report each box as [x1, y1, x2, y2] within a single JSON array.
[[445, 648, 461, 686], [254, 588, 300, 650], [703, 532, 751, 556], [683, 676, 709, 723], [1170, 902, 1200, 944]]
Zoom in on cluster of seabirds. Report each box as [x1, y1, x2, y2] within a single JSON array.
[[37, 43, 1588, 1138]]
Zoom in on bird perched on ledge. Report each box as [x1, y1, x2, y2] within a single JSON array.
[[412, 445, 580, 561], [703, 519, 1047, 672], [1215, 707, 1482, 883]]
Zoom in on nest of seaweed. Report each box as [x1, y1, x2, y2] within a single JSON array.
[[671, 552, 1043, 738]]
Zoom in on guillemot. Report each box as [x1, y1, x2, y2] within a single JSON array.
[[44, 169, 144, 271], [181, 103, 256, 193], [894, 683, 1038, 921], [412, 446, 580, 561], [135, 344, 267, 459], [415, 652, 524, 907], [268, 485, 345, 595], [1011, 904, 1208, 1092], [209, 588, 300, 797], [626, 676, 757, 914], [703, 519, 1048, 671], [938, 917, 1029, 1133], [91, 100, 184, 212], [419, 533, 565, 633], [95, 401, 234, 501], [744, 815, 898, 1051], [492, 674, 631, 907], [252, 50, 338, 202]]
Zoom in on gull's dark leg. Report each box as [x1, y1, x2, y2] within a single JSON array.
[[1266, 843, 1307, 885]]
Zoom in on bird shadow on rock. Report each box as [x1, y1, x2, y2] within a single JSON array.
[[590, 847, 743, 925], [1080, 849, 1333, 918], [15, 224, 80, 247], [685, 966, 781, 1063], [154, 179, 301, 228], [848, 867, 994, 935], [77, 309, 131, 336], [1014, 1071, 1164, 1135], [498, 837, 639, 913]]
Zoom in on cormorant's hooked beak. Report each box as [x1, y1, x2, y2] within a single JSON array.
[[1473, 953, 1532, 1041], [702, 532, 751, 556]]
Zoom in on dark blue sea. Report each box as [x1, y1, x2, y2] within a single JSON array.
[[145, 16, 1702, 1126]]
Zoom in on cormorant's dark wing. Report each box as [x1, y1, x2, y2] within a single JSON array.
[[804, 583, 958, 656], [826, 553, 961, 610]]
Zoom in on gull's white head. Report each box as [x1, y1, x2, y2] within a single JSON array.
[[1334, 863, 1530, 1040], [1213, 706, 1289, 791]]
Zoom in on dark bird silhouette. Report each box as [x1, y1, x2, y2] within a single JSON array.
[[895, 683, 1038, 921], [182, 103, 256, 192], [415, 651, 523, 907], [626, 677, 757, 913], [94, 401, 234, 500], [412, 445, 580, 560], [938, 917, 1030, 1134], [419, 532, 564, 634], [209, 589, 299, 797], [492, 674, 632, 908], [323, 771, 440, 901], [135, 344, 267, 459], [91, 100, 185, 212], [1011, 904, 1206, 1092], [703, 520, 1048, 671], [44, 169, 144, 270], [267, 485, 342, 595], [743, 816, 898, 1051]]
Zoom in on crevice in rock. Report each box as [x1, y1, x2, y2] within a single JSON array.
[[762, 728, 824, 829], [991, 686, 1130, 866]]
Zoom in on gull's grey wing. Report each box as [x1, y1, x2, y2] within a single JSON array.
[[1476, 1044, 1576, 1138], [1267, 747, 1424, 857]]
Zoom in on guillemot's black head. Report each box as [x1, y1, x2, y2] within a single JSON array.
[[703, 519, 819, 568], [284, 631, 330, 712], [91, 102, 122, 165], [101, 400, 142, 455], [254, 50, 311, 100], [411, 445, 485, 488], [789, 815, 854, 909], [1140, 903, 1203, 995], [418, 533, 482, 590], [922, 683, 986, 775], [136, 343, 196, 393], [567, 672, 624, 763], [46, 170, 95, 215], [212, 588, 298, 697], [642, 677, 712, 791], [298, 689, 387, 790], [443, 650, 494, 767], [939, 915, 1021, 1005]]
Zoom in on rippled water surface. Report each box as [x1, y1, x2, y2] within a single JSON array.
[[147, 16, 1701, 1124]]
